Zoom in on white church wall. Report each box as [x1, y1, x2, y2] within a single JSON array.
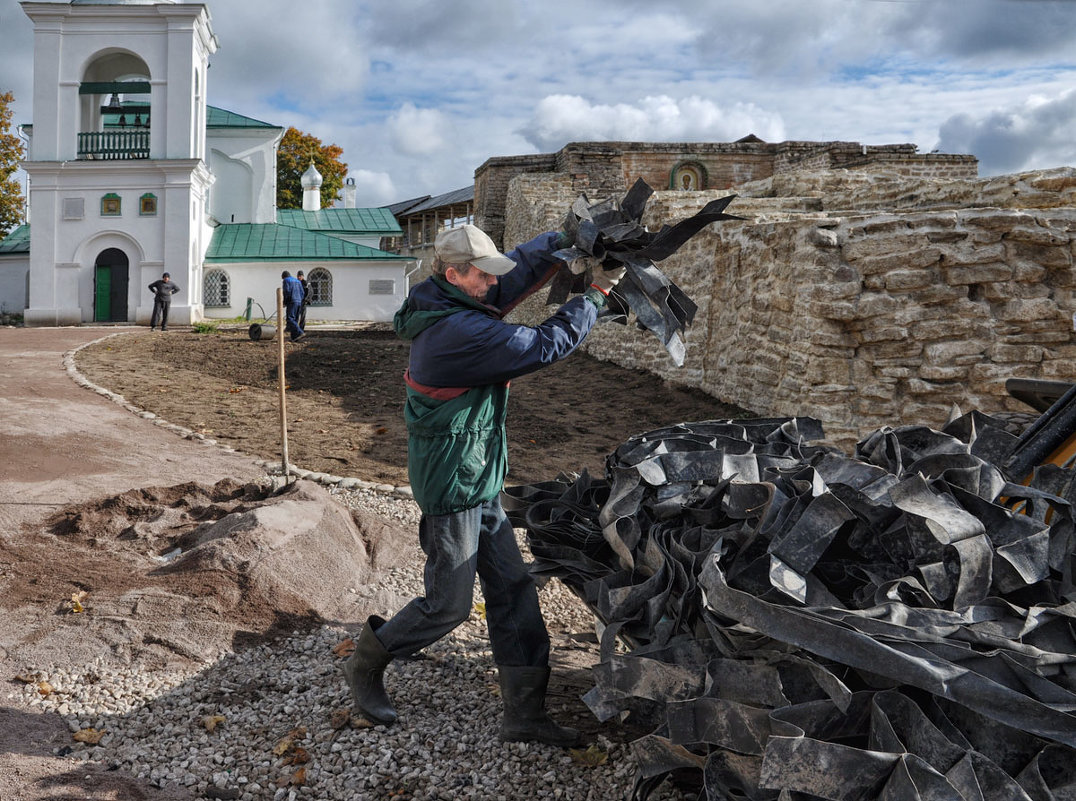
[[207, 127, 282, 224], [0, 258, 30, 314], [208, 152, 254, 224], [201, 261, 412, 324]]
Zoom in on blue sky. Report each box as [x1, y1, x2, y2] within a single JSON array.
[[2, 0, 1076, 207]]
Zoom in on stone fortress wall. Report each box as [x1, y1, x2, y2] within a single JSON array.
[[501, 165, 1076, 450], [476, 139, 979, 249]]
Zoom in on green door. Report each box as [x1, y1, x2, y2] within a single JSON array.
[[93, 248, 129, 322], [94, 266, 112, 321]]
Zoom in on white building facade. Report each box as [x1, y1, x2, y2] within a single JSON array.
[[7, 0, 413, 327]]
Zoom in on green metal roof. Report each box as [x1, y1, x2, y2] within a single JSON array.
[[206, 224, 409, 262], [0, 224, 30, 255], [277, 207, 403, 236], [206, 106, 281, 130]]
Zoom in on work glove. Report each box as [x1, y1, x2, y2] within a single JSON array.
[[590, 265, 626, 296]]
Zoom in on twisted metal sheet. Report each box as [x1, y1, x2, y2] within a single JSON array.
[[503, 414, 1076, 800], [548, 179, 742, 366]]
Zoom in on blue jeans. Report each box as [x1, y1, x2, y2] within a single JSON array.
[[285, 302, 304, 339], [374, 496, 550, 667]]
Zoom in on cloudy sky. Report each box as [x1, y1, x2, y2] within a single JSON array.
[[2, 0, 1076, 207]]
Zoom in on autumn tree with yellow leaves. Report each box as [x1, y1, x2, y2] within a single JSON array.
[[0, 91, 26, 238], [275, 126, 348, 210]]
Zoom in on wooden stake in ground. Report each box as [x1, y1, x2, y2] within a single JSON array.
[[276, 287, 289, 478]]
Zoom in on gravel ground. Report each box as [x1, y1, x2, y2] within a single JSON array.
[[16, 485, 693, 801]]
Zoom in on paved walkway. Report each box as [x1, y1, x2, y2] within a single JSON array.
[[0, 326, 264, 539]]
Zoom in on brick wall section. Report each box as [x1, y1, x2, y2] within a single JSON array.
[[504, 167, 1076, 450]]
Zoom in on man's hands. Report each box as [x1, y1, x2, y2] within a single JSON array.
[[590, 266, 626, 295]]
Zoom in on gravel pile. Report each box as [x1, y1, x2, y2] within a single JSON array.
[[18, 485, 692, 801]]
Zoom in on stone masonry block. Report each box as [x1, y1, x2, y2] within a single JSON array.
[[1006, 241, 1072, 269], [846, 247, 942, 276], [885, 270, 935, 292], [808, 300, 858, 321], [943, 263, 1013, 285], [988, 343, 1044, 363], [919, 365, 970, 381], [999, 298, 1060, 322], [924, 340, 984, 363], [858, 326, 909, 344]]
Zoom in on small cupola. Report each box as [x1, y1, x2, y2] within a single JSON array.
[[301, 161, 323, 210]]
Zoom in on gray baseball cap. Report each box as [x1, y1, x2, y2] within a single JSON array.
[[434, 225, 515, 276]]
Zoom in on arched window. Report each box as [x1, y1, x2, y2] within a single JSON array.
[[307, 267, 332, 306], [203, 268, 230, 307]]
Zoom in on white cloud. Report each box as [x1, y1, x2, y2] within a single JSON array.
[[522, 95, 785, 152], [207, 1, 368, 112], [344, 169, 397, 207], [3, 0, 1076, 207], [936, 89, 1076, 175], [389, 104, 450, 157]]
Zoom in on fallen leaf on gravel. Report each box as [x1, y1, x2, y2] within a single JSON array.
[[349, 714, 375, 729], [228, 386, 248, 394], [332, 638, 355, 657], [330, 709, 350, 729], [570, 744, 609, 766], [290, 767, 307, 786], [283, 747, 309, 765], [70, 590, 88, 613], [317, 428, 328, 434], [13, 673, 39, 684], [202, 715, 226, 732], [473, 602, 486, 619], [73, 728, 105, 745], [273, 726, 307, 756], [37, 681, 54, 697]]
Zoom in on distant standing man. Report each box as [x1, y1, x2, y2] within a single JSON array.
[[297, 270, 310, 330], [148, 272, 179, 331], [281, 270, 305, 341]]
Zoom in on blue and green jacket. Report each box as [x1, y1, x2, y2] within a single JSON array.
[[393, 231, 599, 515]]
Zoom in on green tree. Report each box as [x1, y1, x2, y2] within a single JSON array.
[[276, 126, 348, 210], [0, 91, 26, 237]]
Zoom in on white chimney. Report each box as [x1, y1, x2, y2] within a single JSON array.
[[344, 176, 356, 209]]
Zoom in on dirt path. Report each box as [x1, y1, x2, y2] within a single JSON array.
[[0, 324, 750, 801], [0, 326, 270, 801]]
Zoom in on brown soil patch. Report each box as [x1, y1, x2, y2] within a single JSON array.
[[75, 326, 752, 486]]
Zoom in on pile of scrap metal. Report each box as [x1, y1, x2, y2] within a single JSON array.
[[504, 389, 1076, 801], [547, 178, 741, 366]]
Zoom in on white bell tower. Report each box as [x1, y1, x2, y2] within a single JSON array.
[[20, 0, 218, 326]]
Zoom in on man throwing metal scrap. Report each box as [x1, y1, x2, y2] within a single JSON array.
[[343, 224, 622, 747]]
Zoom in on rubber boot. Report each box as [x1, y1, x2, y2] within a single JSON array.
[[498, 665, 580, 747], [342, 615, 397, 725]]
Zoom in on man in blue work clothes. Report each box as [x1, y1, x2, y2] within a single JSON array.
[[343, 224, 623, 747], [281, 270, 305, 341]]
